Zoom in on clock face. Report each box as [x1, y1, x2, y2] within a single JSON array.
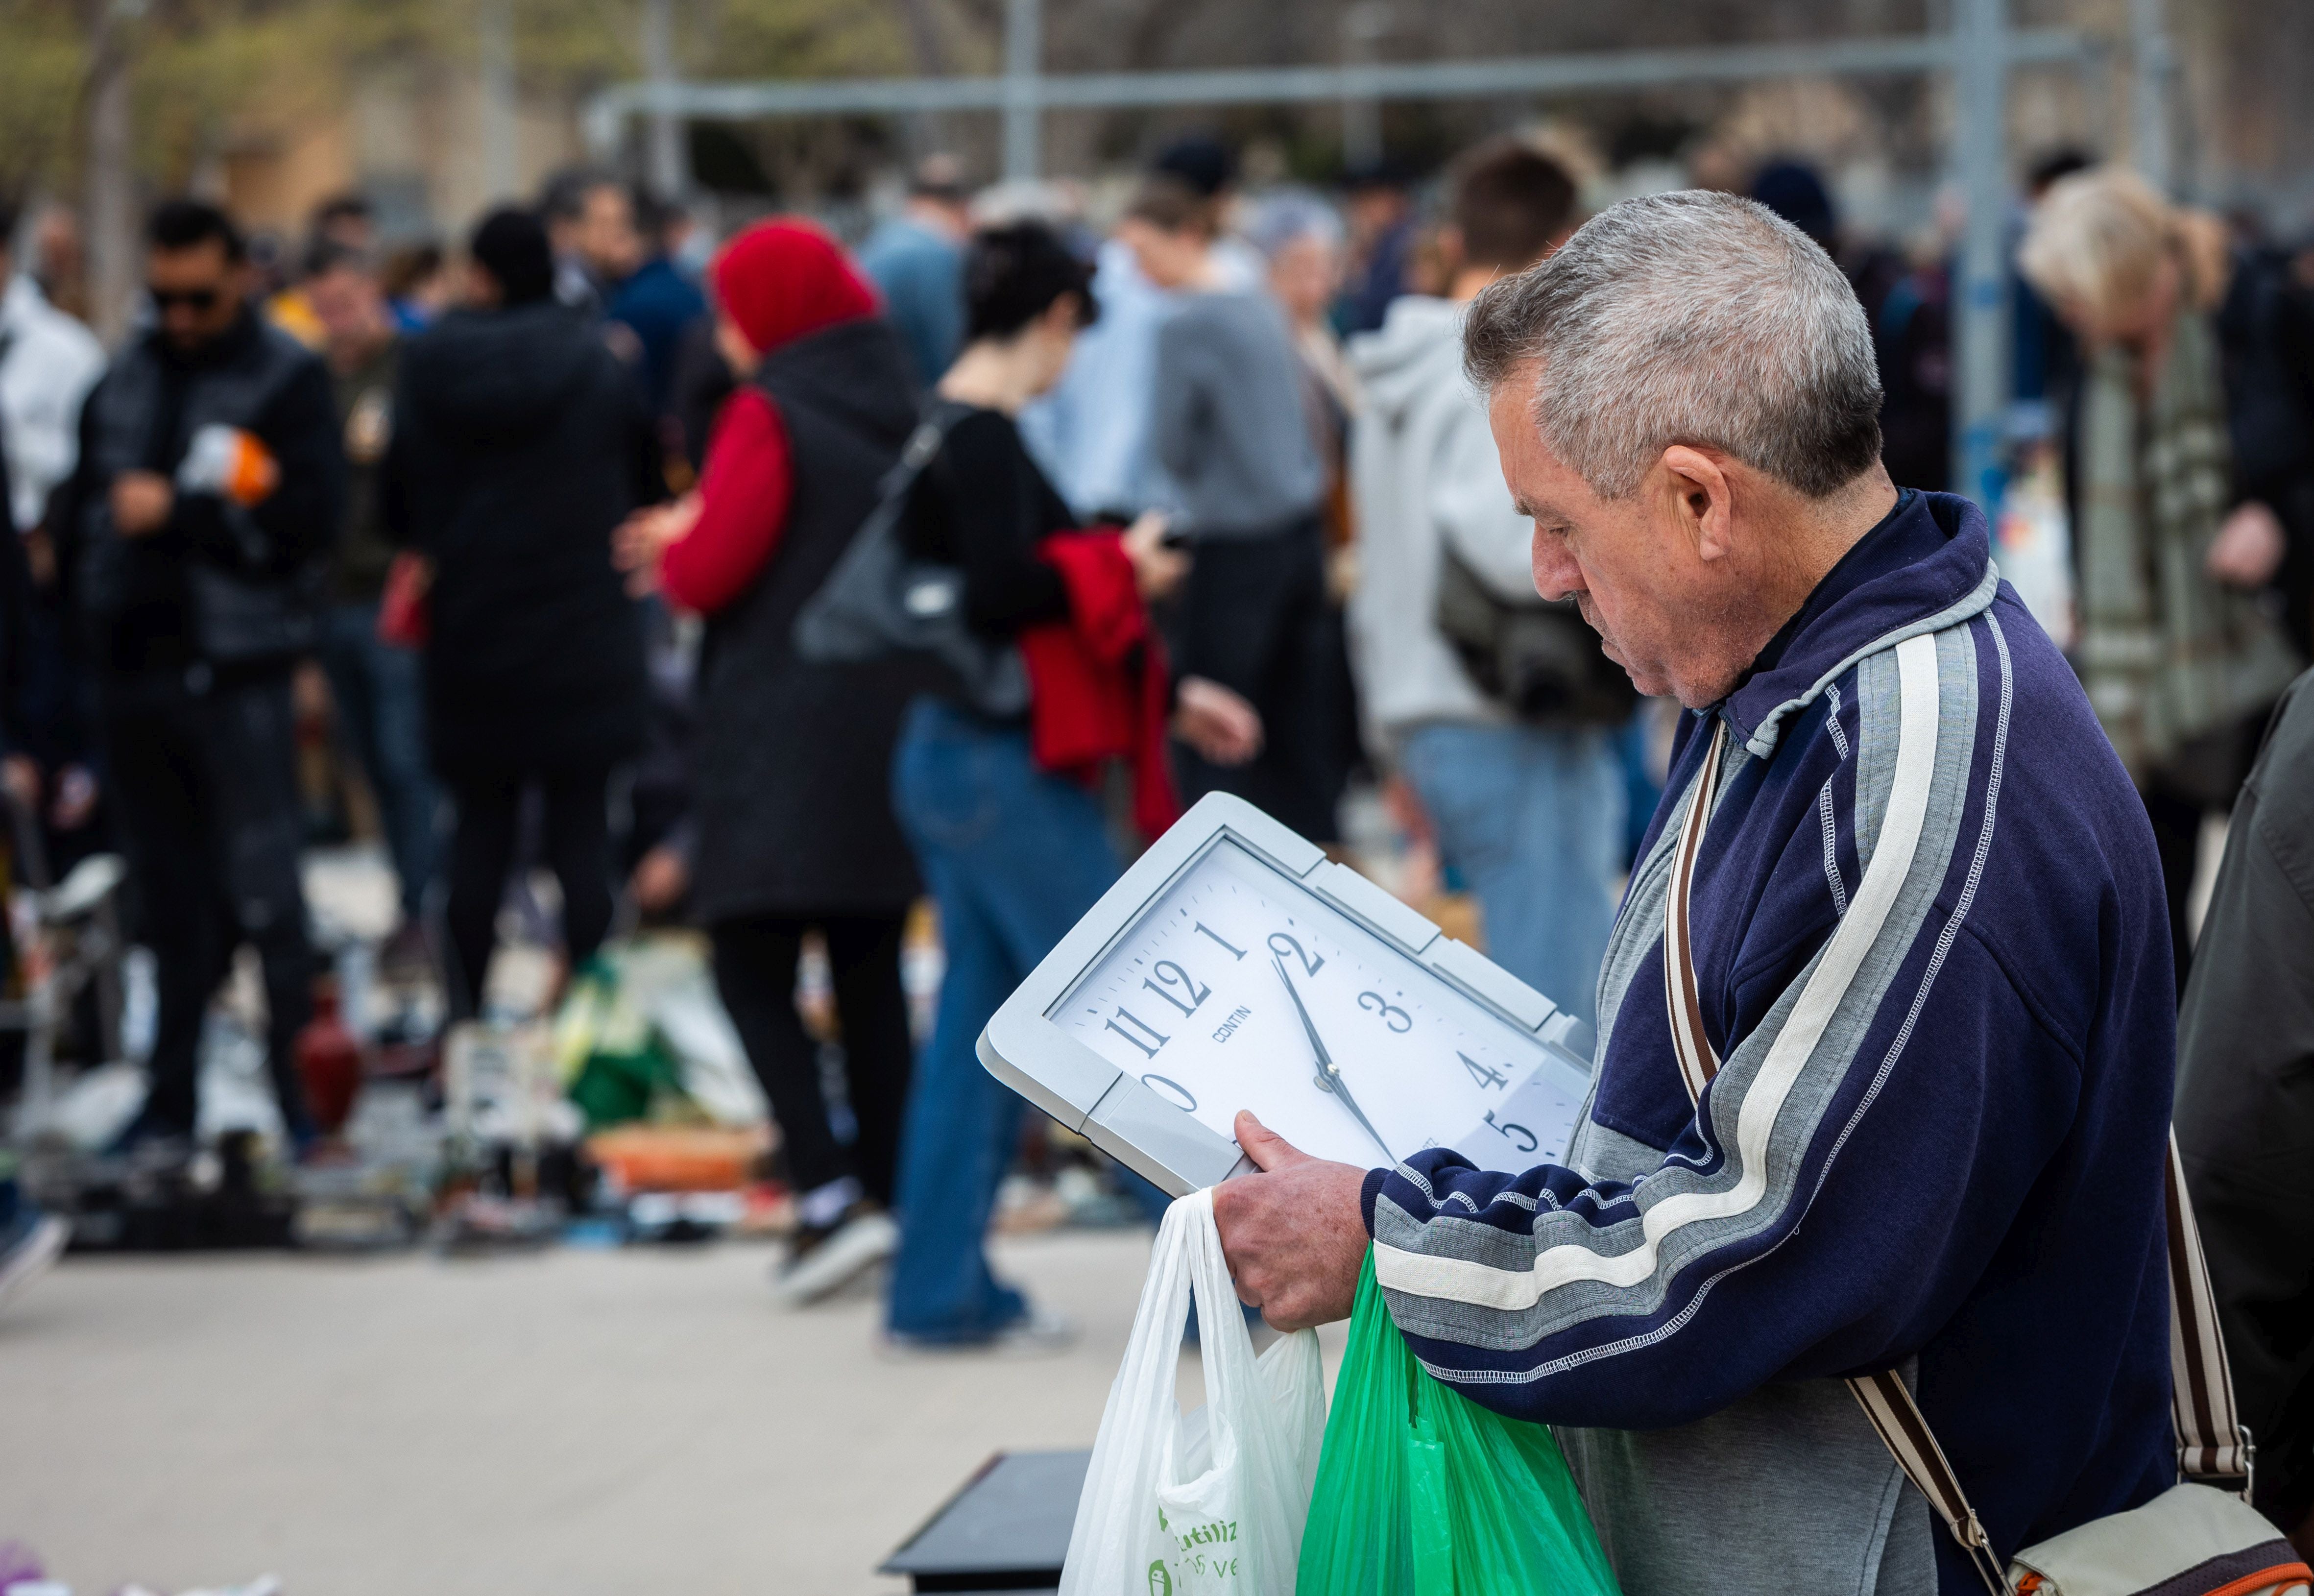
[[1050, 838, 1588, 1173]]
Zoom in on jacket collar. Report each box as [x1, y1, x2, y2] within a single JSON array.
[[1717, 489, 2000, 758], [147, 305, 264, 373]]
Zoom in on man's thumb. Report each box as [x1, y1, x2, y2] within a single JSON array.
[[1235, 1111, 1306, 1172]]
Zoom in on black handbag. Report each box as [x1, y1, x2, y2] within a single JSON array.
[[792, 399, 1031, 718], [1433, 542, 1636, 726]]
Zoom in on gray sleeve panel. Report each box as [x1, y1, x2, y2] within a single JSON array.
[[1853, 647, 1900, 877]]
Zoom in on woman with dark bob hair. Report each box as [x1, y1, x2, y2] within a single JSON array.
[[883, 220, 1261, 1348]]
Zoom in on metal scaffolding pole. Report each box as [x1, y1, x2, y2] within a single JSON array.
[[2130, 0, 2175, 194], [1341, 2, 1392, 170], [82, 0, 145, 344], [1951, 0, 2012, 510], [1002, 0, 1043, 181], [479, 0, 520, 204], [641, 0, 687, 198], [584, 26, 2074, 514], [584, 29, 2089, 149]]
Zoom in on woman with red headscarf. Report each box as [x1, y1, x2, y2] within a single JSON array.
[[617, 221, 923, 1305]]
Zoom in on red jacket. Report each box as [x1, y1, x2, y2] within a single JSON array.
[[1020, 532, 1180, 839]]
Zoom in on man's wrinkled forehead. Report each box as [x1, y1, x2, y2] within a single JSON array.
[[1485, 360, 1578, 520]]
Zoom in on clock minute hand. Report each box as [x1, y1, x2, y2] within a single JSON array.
[[1270, 955, 1395, 1163]]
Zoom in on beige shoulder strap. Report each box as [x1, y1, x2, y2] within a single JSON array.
[[1661, 714, 2251, 1596]]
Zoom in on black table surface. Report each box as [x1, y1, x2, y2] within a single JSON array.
[[879, 1448, 1091, 1591]]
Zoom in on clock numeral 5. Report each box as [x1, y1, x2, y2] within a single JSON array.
[[1142, 960, 1211, 1018], [1484, 1111, 1537, 1153], [1357, 991, 1412, 1033]]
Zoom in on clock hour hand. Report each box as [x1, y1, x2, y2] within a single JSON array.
[[1270, 955, 1395, 1163]]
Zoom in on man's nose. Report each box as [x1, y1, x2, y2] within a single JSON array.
[[1531, 534, 1583, 603]]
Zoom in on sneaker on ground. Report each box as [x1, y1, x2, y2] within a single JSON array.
[[771, 1203, 898, 1307], [989, 1305, 1077, 1355], [0, 1209, 69, 1317]]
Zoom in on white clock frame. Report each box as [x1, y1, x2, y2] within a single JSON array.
[[977, 792, 1597, 1196]]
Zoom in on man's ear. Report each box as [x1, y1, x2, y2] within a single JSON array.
[[1659, 445, 1735, 563]]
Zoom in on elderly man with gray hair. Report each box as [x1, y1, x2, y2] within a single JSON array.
[[1214, 190, 2179, 1591]]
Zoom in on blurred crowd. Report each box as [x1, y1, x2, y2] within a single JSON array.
[[1, 123, 2312, 1514]]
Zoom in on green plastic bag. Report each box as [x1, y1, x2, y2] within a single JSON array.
[[1296, 1252, 1622, 1596]]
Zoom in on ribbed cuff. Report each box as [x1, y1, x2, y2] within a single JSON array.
[[1360, 1166, 1388, 1238]]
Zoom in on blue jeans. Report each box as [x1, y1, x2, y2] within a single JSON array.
[[886, 700, 1124, 1341], [1398, 721, 1625, 1025], [318, 602, 440, 923]]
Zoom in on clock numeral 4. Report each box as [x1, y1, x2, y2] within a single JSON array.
[[1457, 1051, 1509, 1090], [1104, 1007, 1172, 1059]]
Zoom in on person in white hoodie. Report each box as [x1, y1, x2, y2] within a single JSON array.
[[0, 203, 105, 541], [1345, 140, 1628, 1021]]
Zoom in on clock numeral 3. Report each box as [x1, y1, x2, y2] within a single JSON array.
[[1142, 960, 1211, 1017], [1358, 991, 1412, 1033], [1104, 1007, 1171, 1059]]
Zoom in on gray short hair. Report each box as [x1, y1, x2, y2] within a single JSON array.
[[1246, 190, 1343, 261], [1463, 190, 1883, 500]]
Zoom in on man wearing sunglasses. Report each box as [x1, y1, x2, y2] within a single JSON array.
[[51, 198, 345, 1160]]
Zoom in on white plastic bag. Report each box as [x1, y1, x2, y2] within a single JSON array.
[[1061, 1186, 1325, 1596]]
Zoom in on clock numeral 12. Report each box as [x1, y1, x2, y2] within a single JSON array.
[[1104, 1007, 1172, 1059], [1142, 960, 1212, 1017]]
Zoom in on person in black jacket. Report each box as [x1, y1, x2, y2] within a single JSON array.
[[616, 219, 923, 1304], [2175, 668, 2314, 1558], [50, 199, 345, 1154], [391, 209, 661, 1016], [2215, 232, 2314, 656]]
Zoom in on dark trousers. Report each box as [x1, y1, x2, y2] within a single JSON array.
[[1169, 518, 1351, 843], [2143, 781, 2203, 995], [2143, 713, 2267, 994], [104, 672, 315, 1143], [443, 763, 615, 1017], [317, 601, 439, 924], [710, 912, 912, 1208]]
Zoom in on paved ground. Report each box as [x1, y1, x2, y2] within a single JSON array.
[[0, 1231, 1347, 1595]]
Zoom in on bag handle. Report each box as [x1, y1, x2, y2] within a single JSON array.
[[1660, 713, 2252, 1596]]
